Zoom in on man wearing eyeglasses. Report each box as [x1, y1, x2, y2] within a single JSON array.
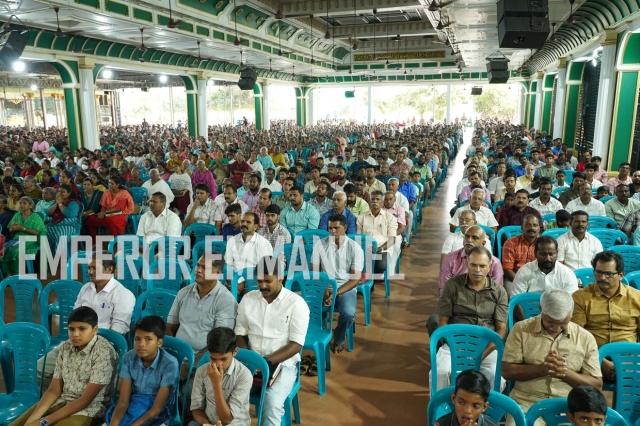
[[571, 250, 640, 383]]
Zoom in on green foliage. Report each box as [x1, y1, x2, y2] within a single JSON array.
[[472, 86, 518, 119]]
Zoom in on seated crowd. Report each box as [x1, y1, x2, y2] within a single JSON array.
[[0, 119, 461, 426], [432, 122, 640, 424]]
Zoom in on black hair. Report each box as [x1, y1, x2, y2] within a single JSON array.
[[567, 386, 608, 415], [570, 210, 589, 222], [515, 189, 530, 196], [152, 191, 167, 204], [206, 327, 237, 354], [290, 185, 304, 194], [265, 204, 281, 215], [68, 306, 98, 327], [535, 235, 558, 252], [195, 183, 211, 194], [328, 213, 347, 227], [584, 162, 597, 171], [225, 203, 242, 216], [224, 184, 238, 194], [591, 250, 625, 274], [597, 186, 610, 195], [556, 209, 571, 222], [573, 172, 587, 181], [244, 211, 260, 225], [133, 315, 166, 340], [343, 183, 357, 194], [249, 174, 262, 184], [255, 254, 282, 279], [454, 369, 491, 401]]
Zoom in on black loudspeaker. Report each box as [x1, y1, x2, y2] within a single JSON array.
[[498, 16, 550, 49], [471, 87, 483, 95], [487, 59, 510, 84], [237, 68, 257, 90], [497, 0, 548, 18], [0, 28, 29, 71], [488, 70, 510, 84]]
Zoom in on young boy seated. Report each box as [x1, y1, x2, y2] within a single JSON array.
[[566, 386, 608, 426], [189, 327, 252, 426], [105, 315, 179, 426], [10, 307, 117, 426], [545, 209, 571, 230], [433, 370, 498, 426], [595, 186, 611, 200], [553, 170, 569, 190]]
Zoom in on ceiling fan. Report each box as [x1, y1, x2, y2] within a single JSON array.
[[565, 0, 585, 24], [53, 7, 80, 37], [436, 19, 454, 30], [428, 0, 455, 12], [138, 28, 147, 51], [274, 3, 317, 19], [167, 0, 181, 29], [188, 40, 203, 67]]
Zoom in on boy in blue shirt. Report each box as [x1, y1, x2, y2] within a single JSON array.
[[106, 316, 179, 426], [566, 386, 608, 426], [433, 370, 498, 426]]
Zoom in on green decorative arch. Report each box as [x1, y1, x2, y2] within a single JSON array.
[[48, 60, 83, 151], [620, 33, 640, 65]]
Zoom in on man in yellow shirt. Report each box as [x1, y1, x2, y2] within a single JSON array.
[[270, 146, 287, 169]]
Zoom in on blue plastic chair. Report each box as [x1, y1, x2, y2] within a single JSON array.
[[590, 229, 628, 250], [293, 229, 329, 267], [492, 200, 504, 214], [623, 270, 640, 289], [541, 213, 556, 224], [599, 195, 616, 203], [609, 246, 640, 272], [599, 343, 640, 426], [230, 267, 261, 300], [107, 235, 145, 255], [191, 239, 227, 263], [588, 215, 618, 230], [427, 386, 527, 426], [233, 348, 269, 426], [146, 259, 191, 293], [97, 328, 128, 404], [573, 267, 596, 287], [347, 234, 378, 326], [114, 255, 147, 297], [541, 228, 570, 239], [0, 323, 51, 424], [39, 280, 83, 348], [273, 243, 301, 278], [184, 223, 218, 245], [128, 186, 149, 206], [66, 250, 93, 282], [0, 275, 42, 323], [132, 289, 177, 324], [286, 272, 337, 396], [147, 236, 187, 259], [429, 324, 505, 395], [564, 170, 575, 185], [497, 226, 522, 260], [271, 191, 284, 198], [507, 292, 541, 331], [162, 336, 195, 426], [525, 397, 628, 426], [552, 187, 568, 197], [294, 229, 329, 243], [127, 214, 143, 234]]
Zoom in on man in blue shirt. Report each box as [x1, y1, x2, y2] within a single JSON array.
[[349, 151, 369, 178], [318, 191, 357, 234], [398, 169, 418, 241], [514, 155, 529, 177], [280, 185, 321, 234]]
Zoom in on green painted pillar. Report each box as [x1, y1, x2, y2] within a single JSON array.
[[50, 60, 83, 151], [180, 75, 199, 138], [608, 71, 639, 169], [295, 86, 311, 127], [540, 73, 556, 134], [562, 61, 586, 148], [528, 80, 538, 129], [253, 82, 263, 130]]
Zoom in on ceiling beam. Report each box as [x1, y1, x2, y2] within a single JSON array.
[[332, 22, 436, 39], [279, 0, 423, 16]]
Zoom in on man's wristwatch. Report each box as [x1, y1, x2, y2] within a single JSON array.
[[40, 418, 49, 426]]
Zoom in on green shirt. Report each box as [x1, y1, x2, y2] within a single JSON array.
[[410, 164, 433, 180], [604, 198, 640, 227]]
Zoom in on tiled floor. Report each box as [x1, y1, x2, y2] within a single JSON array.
[[0, 130, 468, 425]]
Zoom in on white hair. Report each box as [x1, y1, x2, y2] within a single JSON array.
[[540, 289, 574, 320], [332, 191, 346, 201]]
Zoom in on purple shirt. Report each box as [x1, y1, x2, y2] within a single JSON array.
[[438, 248, 504, 294], [497, 205, 544, 233], [191, 169, 218, 199], [459, 185, 491, 203], [241, 190, 261, 210]]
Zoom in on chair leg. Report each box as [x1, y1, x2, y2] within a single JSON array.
[[324, 342, 331, 372], [293, 394, 301, 424], [363, 288, 371, 326], [347, 324, 354, 352], [316, 343, 327, 396], [281, 396, 292, 426], [384, 271, 391, 298], [0, 345, 14, 394]]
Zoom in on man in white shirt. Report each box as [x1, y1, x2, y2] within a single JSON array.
[[184, 183, 218, 227], [142, 168, 174, 205], [234, 255, 310, 424], [136, 192, 183, 242], [225, 212, 273, 277], [441, 210, 492, 264], [213, 184, 249, 234], [511, 236, 579, 300], [331, 166, 349, 192], [565, 182, 606, 217], [450, 189, 499, 233], [261, 168, 283, 192], [528, 178, 563, 216], [557, 211, 604, 271]]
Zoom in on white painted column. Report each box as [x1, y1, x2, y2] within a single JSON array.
[[263, 83, 270, 130], [229, 86, 234, 125], [197, 79, 208, 138], [445, 83, 452, 125], [533, 76, 543, 130], [552, 64, 567, 139], [78, 65, 99, 150], [307, 88, 315, 126], [367, 84, 373, 124], [592, 36, 617, 164]]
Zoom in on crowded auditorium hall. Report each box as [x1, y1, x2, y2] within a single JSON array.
[[4, 0, 640, 425]]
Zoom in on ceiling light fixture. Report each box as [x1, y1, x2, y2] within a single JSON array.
[[13, 61, 25, 72], [159, 75, 168, 83], [103, 69, 113, 79]]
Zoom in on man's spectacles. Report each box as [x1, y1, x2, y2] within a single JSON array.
[[594, 270, 619, 279]]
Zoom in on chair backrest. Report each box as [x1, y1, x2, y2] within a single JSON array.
[[590, 229, 628, 250], [507, 293, 541, 331], [294, 229, 330, 242], [541, 228, 570, 239], [623, 270, 640, 289], [429, 324, 504, 395], [347, 234, 378, 280], [39, 280, 83, 335], [162, 336, 195, 425], [184, 223, 218, 243], [427, 386, 527, 426], [133, 289, 178, 324], [0, 322, 50, 395], [460, 199, 469, 207], [107, 235, 145, 255], [191, 240, 227, 264], [114, 255, 147, 297], [573, 267, 596, 287], [588, 215, 618, 230], [271, 191, 284, 198], [66, 250, 93, 282], [599, 342, 640, 426], [541, 213, 556, 224], [273, 243, 297, 277], [564, 170, 575, 184], [525, 397, 628, 426], [128, 187, 149, 206], [97, 328, 128, 374], [497, 226, 522, 260], [235, 347, 269, 422], [600, 195, 616, 203], [552, 187, 568, 197], [147, 236, 187, 259], [230, 267, 261, 299], [608, 246, 640, 271], [286, 272, 338, 333], [0, 275, 43, 322], [492, 200, 504, 214], [146, 259, 191, 292]]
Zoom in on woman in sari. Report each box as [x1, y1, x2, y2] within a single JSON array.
[[90, 170, 108, 192], [46, 184, 82, 253], [0, 197, 46, 277], [80, 178, 103, 231], [84, 176, 133, 242], [209, 147, 228, 184], [7, 184, 25, 210], [168, 162, 192, 216], [40, 169, 57, 188]]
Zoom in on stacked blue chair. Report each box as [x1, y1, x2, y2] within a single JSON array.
[[574, 268, 596, 287], [347, 234, 378, 326], [429, 324, 504, 394], [146, 259, 191, 293], [525, 398, 628, 426], [66, 250, 93, 283], [230, 267, 261, 300], [163, 336, 195, 426], [132, 289, 177, 324], [184, 223, 218, 245], [114, 255, 147, 297], [590, 229, 628, 250], [427, 386, 526, 426], [588, 215, 618, 230], [609, 246, 640, 272], [39, 280, 83, 348], [192, 240, 227, 262], [497, 226, 522, 260], [107, 235, 145, 255], [507, 292, 541, 331], [599, 342, 640, 426], [0, 323, 51, 425], [0, 275, 42, 324], [286, 272, 337, 395], [623, 270, 640, 289], [541, 228, 570, 239]]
